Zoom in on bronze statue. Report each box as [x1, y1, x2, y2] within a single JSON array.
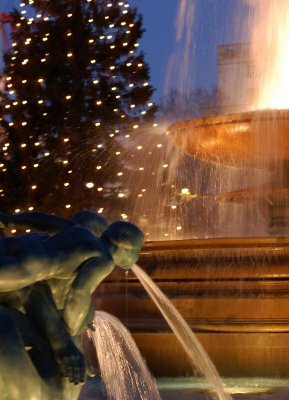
[[0, 210, 144, 400]]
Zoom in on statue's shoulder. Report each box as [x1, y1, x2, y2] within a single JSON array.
[[47, 225, 95, 244], [45, 225, 109, 257]]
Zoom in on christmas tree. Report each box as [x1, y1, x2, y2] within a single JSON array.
[[0, 0, 156, 220]]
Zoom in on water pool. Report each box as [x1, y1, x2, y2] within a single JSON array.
[[80, 377, 289, 399]]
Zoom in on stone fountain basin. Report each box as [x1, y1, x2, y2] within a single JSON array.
[[168, 109, 289, 165], [93, 237, 289, 377]]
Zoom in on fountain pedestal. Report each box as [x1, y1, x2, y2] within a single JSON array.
[[94, 110, 289, 377], [94, 238, 289, 377]]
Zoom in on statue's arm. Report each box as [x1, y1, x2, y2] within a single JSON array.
[[0, 255, 48, 291], [25, 282, 86, 385], [0, 211, 73, 234], [63, 256, 114, 336]]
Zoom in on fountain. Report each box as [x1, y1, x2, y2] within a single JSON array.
[[93, 0, 289, 381], [95, 234, 289, 378]]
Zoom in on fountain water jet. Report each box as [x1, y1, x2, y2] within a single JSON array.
[[82, 311, 161, 400], [132, 264, 231, 400]]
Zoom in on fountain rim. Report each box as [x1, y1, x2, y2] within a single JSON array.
[[168, 109, 289, 132], [134, 236, 289, 281], [167, 109, 289, 164], [142, 236, 289, 252]]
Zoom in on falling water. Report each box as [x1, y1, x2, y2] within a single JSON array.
[[85, 311, 161, 400], [132, 264, 232, 400], [164, 0, 195, 99], [244, 0, 289, 110]]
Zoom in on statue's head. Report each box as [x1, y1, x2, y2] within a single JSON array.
[[71, 210, 108, 237], [101, 221, 144, 269]]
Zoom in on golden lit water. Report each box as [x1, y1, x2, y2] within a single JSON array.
[[244, 0, 289, 110], [132, 264, 231, 400]]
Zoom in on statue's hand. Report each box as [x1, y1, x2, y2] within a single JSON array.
[[54, 341, 86, 385]]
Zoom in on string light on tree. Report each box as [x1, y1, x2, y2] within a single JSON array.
[[1, 0, 156, 221]]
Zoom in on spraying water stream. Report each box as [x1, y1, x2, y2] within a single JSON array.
[[132, 264, 232, 400], [85, 311, 161, 400]]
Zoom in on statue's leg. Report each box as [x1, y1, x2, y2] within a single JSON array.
[[0, 306, 62, 400]]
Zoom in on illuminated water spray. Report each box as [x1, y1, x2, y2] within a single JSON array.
[[164, 0, 195, 98], [245, 0, 289, 110]]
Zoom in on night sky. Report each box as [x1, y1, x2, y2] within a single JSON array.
[[130, 0, 243, 101], [1, 1, 246, 102]]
